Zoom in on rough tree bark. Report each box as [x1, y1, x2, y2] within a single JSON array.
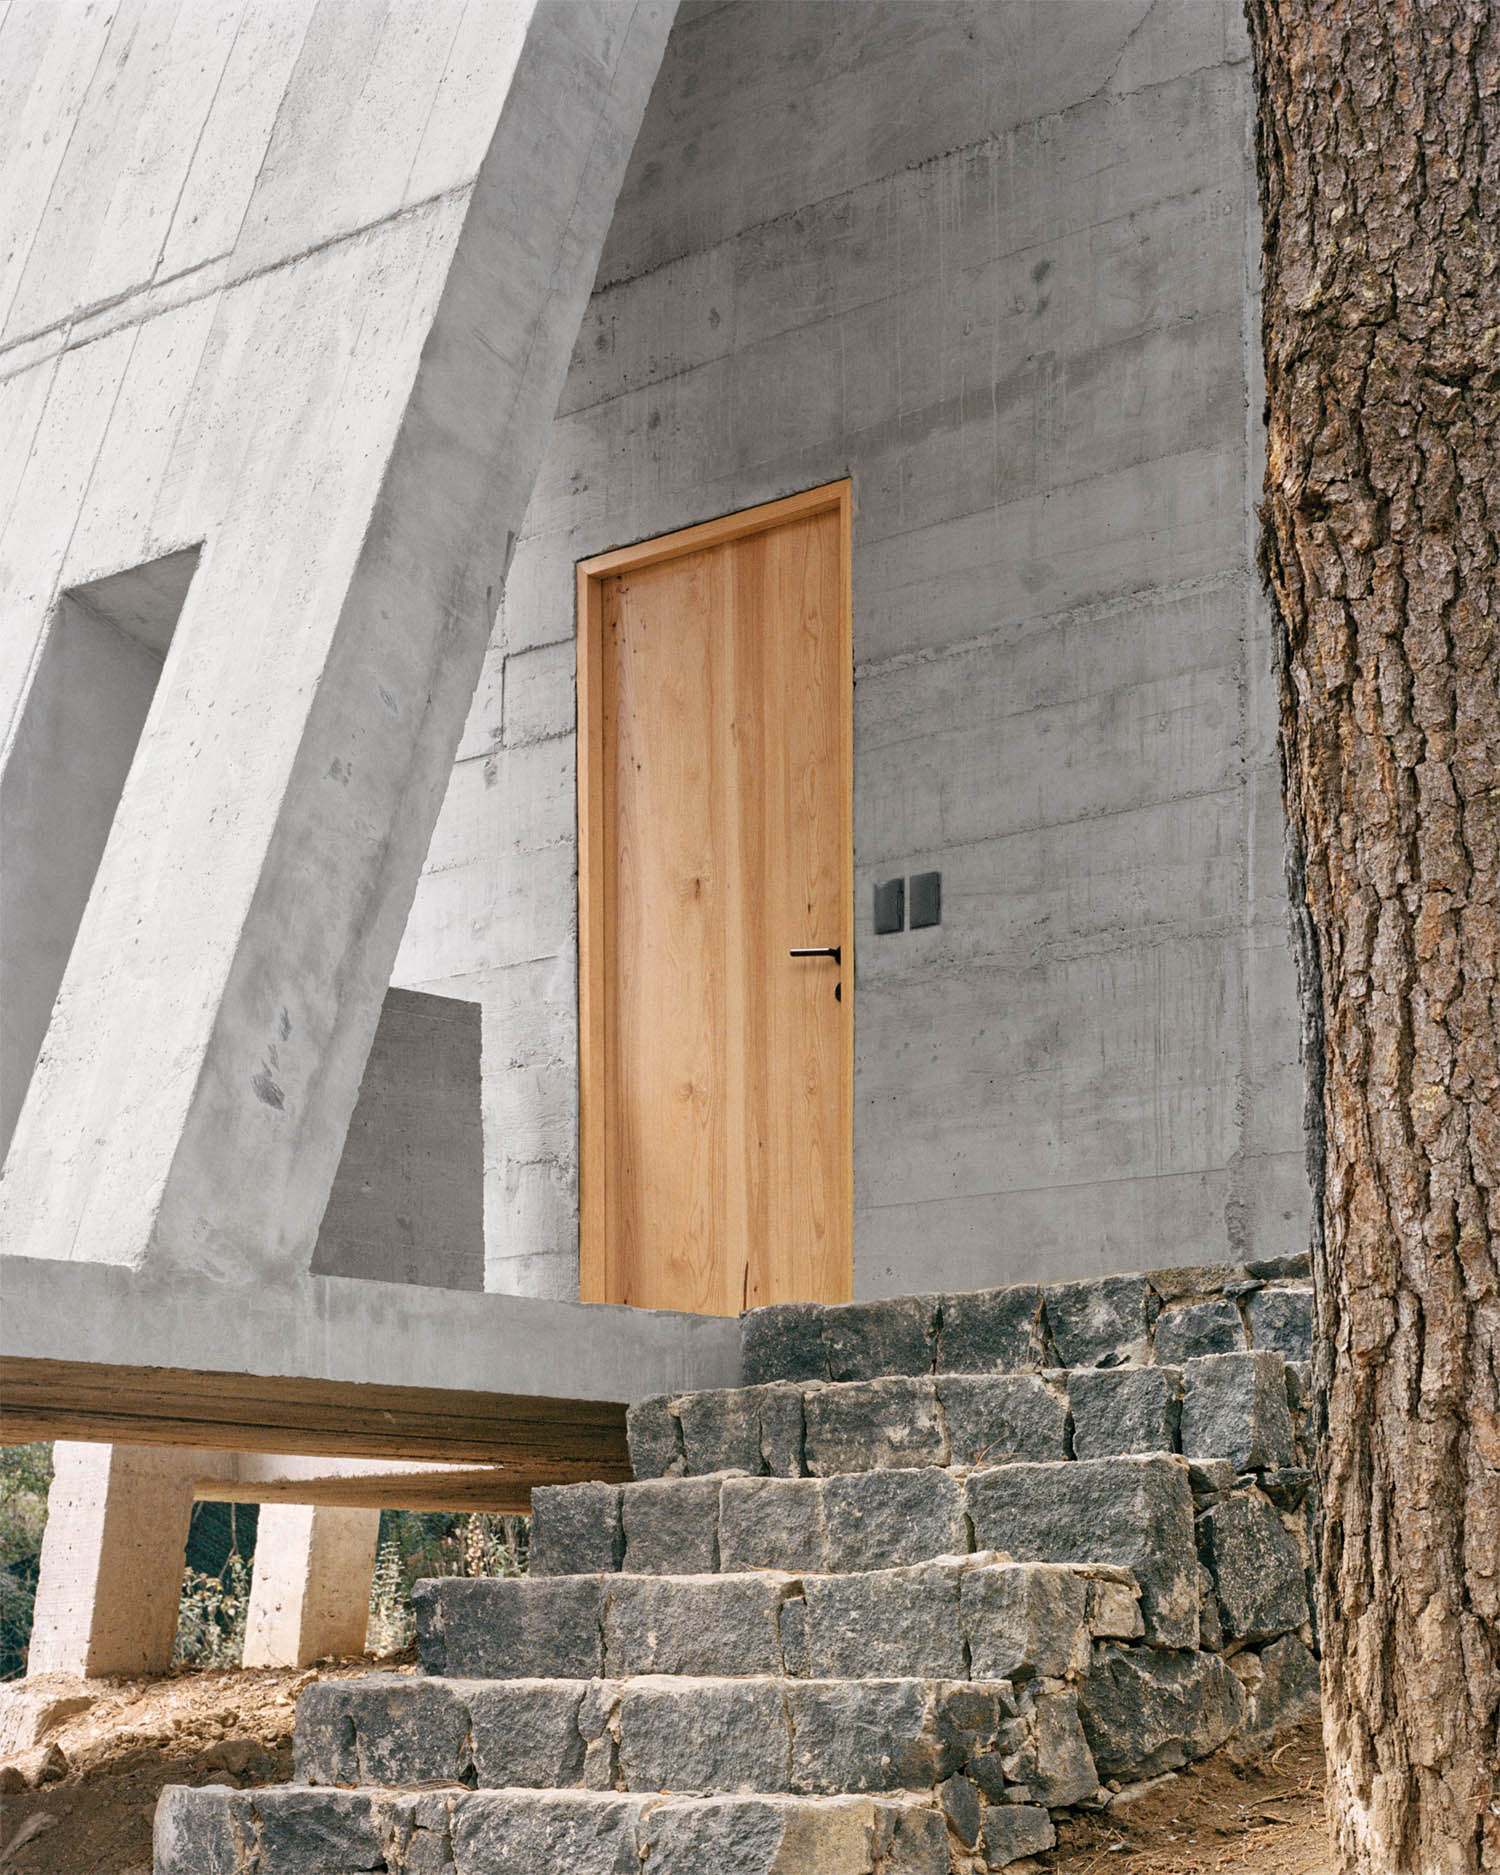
[[1245, 2, 1500, 1868]]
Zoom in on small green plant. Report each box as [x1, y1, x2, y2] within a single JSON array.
[[366, 1512, 529, 1657], [174, 1552, 252, 1667], [1, 1443, 54, 1679], [367, 1538, 413, 1655]]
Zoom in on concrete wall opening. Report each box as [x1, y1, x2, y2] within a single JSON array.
[[0, 546, 199, 1158]]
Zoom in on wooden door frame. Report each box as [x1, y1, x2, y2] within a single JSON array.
[[575, 480, 854, 1308]]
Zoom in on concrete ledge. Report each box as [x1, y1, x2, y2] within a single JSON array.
[[0, 1257, 743, 1487]]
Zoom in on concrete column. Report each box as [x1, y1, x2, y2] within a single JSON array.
[[27, 1443, 198, 1677], [0, 1, 676, 1291], [242, 1505, 381, 1669]]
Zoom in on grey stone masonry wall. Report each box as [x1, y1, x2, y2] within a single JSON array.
[[159, 1263, 1322, 1872], [739, 1260, 1314, 1387]]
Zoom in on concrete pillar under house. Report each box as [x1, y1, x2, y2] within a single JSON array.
[[242, 1506, 382, 1671], [26, 1443, 198, 1678]]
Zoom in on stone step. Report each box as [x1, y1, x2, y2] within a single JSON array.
[[527, 1449, 1280, 1648], [411, 1556, 1145, 1683], [292, 1671, 1103, 1808], [156, 1782, 1061, 1873], [622, 1346, 1309, 1483], [738, 1263, 1313, 1386]]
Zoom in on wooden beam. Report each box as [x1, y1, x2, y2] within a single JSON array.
[[0, 1357, 630, 1487], [208, 1470, 538, 1514]]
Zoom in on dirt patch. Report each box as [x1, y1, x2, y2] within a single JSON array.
[[1043, 1720, 1328, 1874], [0, 1658, 410, 1874], [0, 1668, 1327, 1875]]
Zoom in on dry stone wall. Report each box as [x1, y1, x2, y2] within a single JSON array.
[[156, 1264, 1322, 1873]]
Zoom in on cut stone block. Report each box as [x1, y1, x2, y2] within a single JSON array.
[[530, 1482, 624, 1576], [620, 1677, 790, 1794], [635, 1792, 946, 1875], [468, 1680, 591, 1789], [1196, 1493, 1310, 1642], [959, 1563, 1090, 1681], [621, 1477, 720, 1574], [296, 1674, 472, 1786], [1067, 1366, 1180, 1458], [937, 1771, 982, 1846], [1180, 1351, 1295, 1471], [155, 1783, 249, 1875], [720, 1477, 829, 1574], [1198, 1564, 1225, 1651], [785, 1680, 1000, 1795], [935, 1286, 1042, 1373], [451, 1790, 644, 1874], [627, 1398, 685, 1479], [937, 1374, 1068, 1468], [603, 1574, 792, 1678], [822, 1298, 939, 1381], [981, 1803, 1055, 1867], [966, 1456, 1198, 1647], [741, 1304, 828, 1386], [1152, 1300, 1246, 1364], [1226, 1634, 1322, 1762], [759, 1386, 808, 1476], [1088, 1575, 1146, 1640], [1004, 1690, 1098, 1806], [803, 1379, 946, 1475], [411, 1575, 604, 1680], [1247, 1287, 1315, 1361], [678, 1389, 766, 1475], [802, 1566, 965, 1680], [1245, 1254, 1311, 1281], [1043, 1276, 1153, 1368], [1078, 1645, 1246, 1779], [822, 1468, 969, 1572], [256, 1787, 389, 1875], [1143, 1265, 1248, 1301]]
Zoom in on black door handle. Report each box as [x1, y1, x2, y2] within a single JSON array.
[[789, 946, 841, 963]]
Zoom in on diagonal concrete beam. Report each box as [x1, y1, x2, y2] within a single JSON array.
[[0, 1, 675, 1282]]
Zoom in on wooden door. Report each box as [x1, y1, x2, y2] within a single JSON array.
[[578, 483, 852, 1315]]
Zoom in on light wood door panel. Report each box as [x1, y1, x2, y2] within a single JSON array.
[[578, 484, 852, 1315]]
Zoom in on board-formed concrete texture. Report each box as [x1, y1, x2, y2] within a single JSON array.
[[393, 0, 1308, 1302], [0, 0, 677, 1290], [311, 989, 484, 1292]]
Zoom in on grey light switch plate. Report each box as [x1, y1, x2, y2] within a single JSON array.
[[873, 877, 905, 934], [909, 870, 941, 928]]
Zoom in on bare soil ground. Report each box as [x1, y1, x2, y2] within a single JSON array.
[[0, 1658, 409, 1874], [0, 1666, 1327, 1875], [1046, 1722, 1328, 1874]]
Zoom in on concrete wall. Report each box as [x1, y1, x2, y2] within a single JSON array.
[[395, 0, 1308, 1300], [312, 989, 484, 1291], [0, 0, 676, 1291]]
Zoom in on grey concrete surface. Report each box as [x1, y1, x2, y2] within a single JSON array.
[[0, 1255, 743, 1405], [0, 1, 677, 1293], [395, 0, 1308, 1301], [312, 989, 484, 1291]]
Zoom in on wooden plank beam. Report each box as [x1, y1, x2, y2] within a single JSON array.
[[205, 1470, 537, 1514], [0, 1357, 630, 1486]]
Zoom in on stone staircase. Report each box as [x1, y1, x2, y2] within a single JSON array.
[[155, 1261, 1321, 1874]]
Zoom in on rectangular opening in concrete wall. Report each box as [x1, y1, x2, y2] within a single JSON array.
[[0, 546, 200, 1158]]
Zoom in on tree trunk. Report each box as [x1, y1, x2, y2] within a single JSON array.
[[1245, 2, 1500, 1868]]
